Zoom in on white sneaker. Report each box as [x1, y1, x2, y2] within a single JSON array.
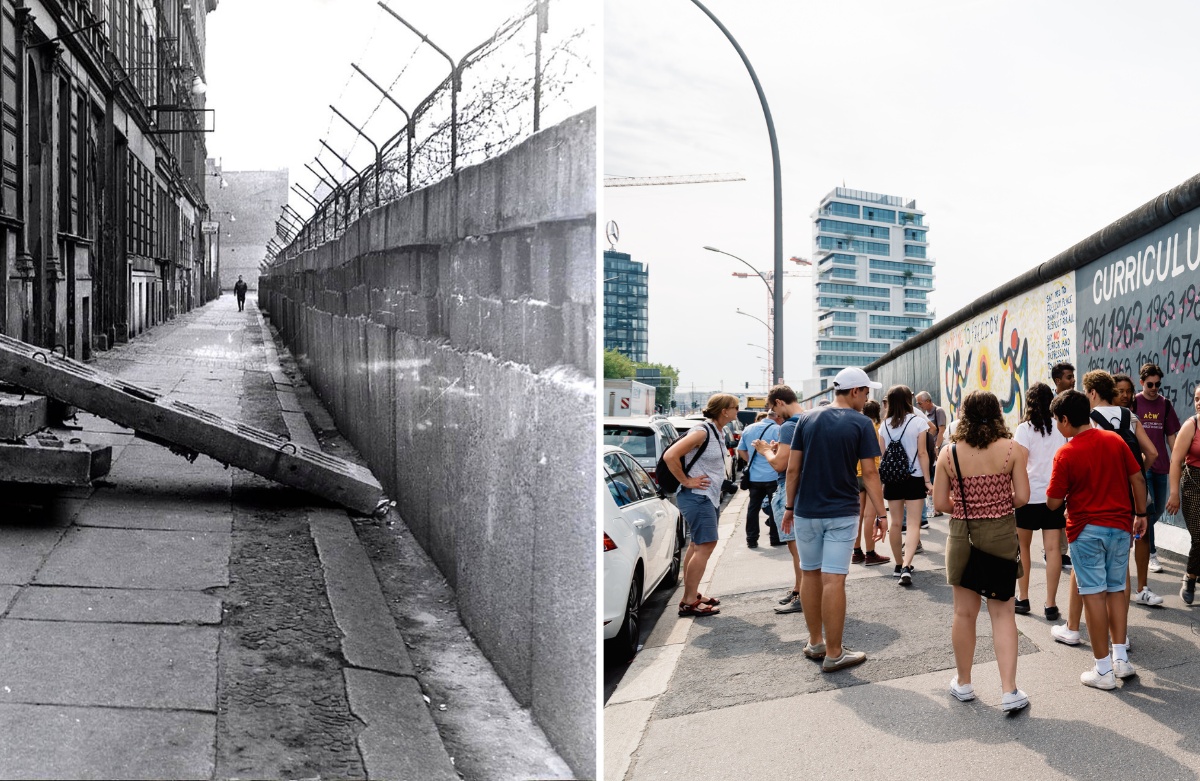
[[949, 675, 975, 702], [1133, 587, 1164, 606], [1051, 624, 1081, 645], [1001, 688, 1030, 712], [1081, 668, 1117, 689], [1113, 659, 1137, 679], [1148, 554, 1164, 573]]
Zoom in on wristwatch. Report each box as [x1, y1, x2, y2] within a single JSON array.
[[784, 506, 793, 512]]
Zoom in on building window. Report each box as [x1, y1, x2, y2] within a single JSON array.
[[829, 267, 857, 280], [904, 289, 927, 300], [904, 302, 928, 313], [904, 244, 927, 259], [904, 228, 927, 242], [816, 340, 890, 353], [817, 236, 890, 255], [823, 201, 860, 218], [815, 283, 889, 298], [817, 297, 890, 311], [862, 207, 896, 224], [871, 315, 932, 328], [814, 353, 877, 367], [817, 218, 890, 241], [869, 259, 932, 276]]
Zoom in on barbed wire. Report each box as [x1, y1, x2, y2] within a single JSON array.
[[275, 0, 593, 256]]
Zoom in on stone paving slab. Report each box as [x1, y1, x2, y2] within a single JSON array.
[[9, 586, 223, 625], [0, 527, 68, 585], [74, 494, 232, 533], [309, 508, 414, 676], [35, 527, 230, 590], [0, 620, 218, 711], [0, 585, 18, 613], [344, 669, 458, 781], [0, 703, 215, 780]]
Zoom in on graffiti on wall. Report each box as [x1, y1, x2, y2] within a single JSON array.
[[1076, 218, 1200, 408], [937, 274, 1076, 429]]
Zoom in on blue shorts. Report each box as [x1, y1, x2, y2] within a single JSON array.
[[771, 483, 794, 542], [795, 514, 859, 575], [1070, 525, 1132, 595], [678, 490, 719, 545]]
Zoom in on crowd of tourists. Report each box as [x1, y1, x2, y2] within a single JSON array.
[[660, 361, 1200, 712]]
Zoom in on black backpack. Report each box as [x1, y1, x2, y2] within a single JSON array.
[[879, 418, 918, 485], [1090, 408, 1144, 470], [656, 424, 712, 493]]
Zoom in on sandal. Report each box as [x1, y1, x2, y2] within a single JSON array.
[[678, 599, 720, 617], [696, 594, 721, 607]]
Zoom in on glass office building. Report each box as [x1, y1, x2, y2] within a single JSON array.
[[811, 188, 935, 387], [603, 250, 648, 363]]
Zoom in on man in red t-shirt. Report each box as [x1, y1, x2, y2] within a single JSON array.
[[1046, 390, 1148, 690]]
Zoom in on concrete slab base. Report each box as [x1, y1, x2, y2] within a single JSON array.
[[0, 620, 218, 711], [0, 704, 215, 780], [35, 527, 230, 590], [9, 586, 223, 625]]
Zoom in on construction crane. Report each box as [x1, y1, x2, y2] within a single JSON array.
[[603, 172, 746, 187], [732, 257, 812, 389]]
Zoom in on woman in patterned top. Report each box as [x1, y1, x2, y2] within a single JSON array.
[[933, 390, 1031, 712]]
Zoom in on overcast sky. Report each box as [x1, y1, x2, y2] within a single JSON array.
[[605, 0, 1200, 394], [206, 0, 590, 210]]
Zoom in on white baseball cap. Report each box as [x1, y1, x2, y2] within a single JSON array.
[[833, 367, 882, 390]]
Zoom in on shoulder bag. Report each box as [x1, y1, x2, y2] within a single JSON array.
[[953, 444, 1019, 601]]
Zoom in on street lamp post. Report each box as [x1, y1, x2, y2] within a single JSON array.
[[690, 0, 783, 384]]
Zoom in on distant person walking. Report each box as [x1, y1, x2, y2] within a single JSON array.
[[664, 393, 741, 618], [1047, 389, 1148, 689], [933, 390, 1030, 712], [1013, 382, 1067, 620], [1166, 385, 1200, 605], [1131, 363, 1180, 575], [880, 385, 932, 585], [234, 276, 249, 312], [780, 368, 884, 672]]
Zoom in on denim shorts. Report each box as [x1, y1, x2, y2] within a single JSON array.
[[770, 483, 794, 542], [795, 514, 859, 575], [1070, 524, 1132, 595], [678, 489, 720, 545]]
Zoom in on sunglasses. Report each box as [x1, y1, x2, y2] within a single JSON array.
[[1144, 381, 1161, 388]]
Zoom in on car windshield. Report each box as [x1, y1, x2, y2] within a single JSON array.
[[603, 427, 655, 458]]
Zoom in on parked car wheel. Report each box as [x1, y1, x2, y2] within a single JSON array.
[[611, 574, 642, 665], [663, 522, 683, 589]]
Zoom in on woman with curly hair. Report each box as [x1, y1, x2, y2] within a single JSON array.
[[933, 390, 1031, 712], [1013, 382, 1067, 620]]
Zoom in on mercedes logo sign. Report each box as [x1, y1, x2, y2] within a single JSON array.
[[605, 220, 620, 249]]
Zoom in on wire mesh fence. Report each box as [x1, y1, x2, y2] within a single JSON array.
[[272, 0, 593, 258]]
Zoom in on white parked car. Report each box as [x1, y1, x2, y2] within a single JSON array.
[[602, 445, 683, 664]]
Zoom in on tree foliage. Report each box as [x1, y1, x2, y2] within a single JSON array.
[[604, 348, 637, 379]]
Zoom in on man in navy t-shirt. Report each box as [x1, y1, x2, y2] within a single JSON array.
[[781, 367, 884, 672]]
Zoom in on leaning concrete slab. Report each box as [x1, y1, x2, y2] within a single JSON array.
[[35, 527, 230, 591], [344, 669, 457, 781], [0, 332, 386, 515], [9, 586, 223, 625], [0, 620, 218, 711], [0, 703, 215, 780]]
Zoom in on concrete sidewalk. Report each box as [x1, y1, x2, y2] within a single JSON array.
[[606, 491, 1200, 781], [0, 296, 454, 780]]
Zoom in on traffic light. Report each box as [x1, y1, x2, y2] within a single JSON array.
[[670, 399, 677, 408]]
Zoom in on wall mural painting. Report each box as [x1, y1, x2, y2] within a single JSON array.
[[1076, 218, 1200, 408], [937, 274, 1076, 430]]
